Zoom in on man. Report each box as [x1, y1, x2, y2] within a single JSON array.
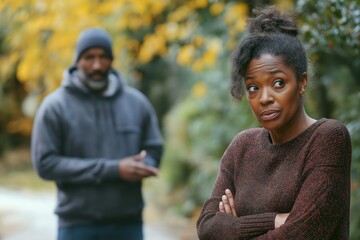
[[31, 27, 163, 240]]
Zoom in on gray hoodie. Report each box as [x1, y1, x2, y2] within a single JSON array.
[[31, 67, 163, 227]]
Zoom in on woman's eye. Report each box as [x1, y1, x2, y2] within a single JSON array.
[[247, 85, 258, 92], [274, 80, 285, 88]]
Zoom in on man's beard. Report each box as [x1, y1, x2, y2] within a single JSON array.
[[77, 70, 109, 92]]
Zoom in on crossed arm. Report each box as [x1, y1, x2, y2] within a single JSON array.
[[219, 189, 289, 229], [198, 164, 349, 240]]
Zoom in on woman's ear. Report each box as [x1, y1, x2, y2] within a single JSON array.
[[299, 72, 307, 96]]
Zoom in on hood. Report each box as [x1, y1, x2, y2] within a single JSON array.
[[61, 66, 123, 97]]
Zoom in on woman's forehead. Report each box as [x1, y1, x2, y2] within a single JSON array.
[[246, 54, 290, 75]]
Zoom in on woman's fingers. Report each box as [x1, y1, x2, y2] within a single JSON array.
[[219, 189, 237, 217], [219, 202, 225, 213], [225, 189, 237, 217], [222, 195, 232, 214]]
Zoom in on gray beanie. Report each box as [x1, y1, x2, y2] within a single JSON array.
[[74, 27, 113, 63]]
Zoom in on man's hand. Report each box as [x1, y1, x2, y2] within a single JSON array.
[[118, 150, 159, 181], [219, 189, 238, 217]]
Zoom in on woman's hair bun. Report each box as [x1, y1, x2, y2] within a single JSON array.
[[247, 5, 298, 37]]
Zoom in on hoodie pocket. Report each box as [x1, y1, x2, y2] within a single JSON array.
[[115, 125, 141, 154]]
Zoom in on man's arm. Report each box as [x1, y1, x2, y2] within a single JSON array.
[[31, 100, 121, 184]]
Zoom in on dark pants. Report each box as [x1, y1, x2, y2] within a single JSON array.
[[58, 222, 143, 240]]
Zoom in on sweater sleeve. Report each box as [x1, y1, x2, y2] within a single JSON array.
[[253, 122, 352, 240], [197, 134, 277, 240], [31, 97, 120, 184], [197, 196, 277, 240]]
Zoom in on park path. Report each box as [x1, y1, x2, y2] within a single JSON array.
[[0, 187, 182, 240]]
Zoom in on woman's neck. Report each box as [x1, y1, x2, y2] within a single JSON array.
[[269, 109, 316, 145]]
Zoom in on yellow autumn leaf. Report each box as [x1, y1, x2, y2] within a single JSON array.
[[201, 50, 216, 67], [131, 0, 148, 14], [224, 2, 248, 25], [192, 35, 205, 48], [275, 0, 294, 11], [138, 33, 167, 63], [149, 0, 169, 15], [162, 22, 180, 41], [210, 2, 224, 16], [176, 44, 195, 66], [6, 118, 33, 135], [192, 59, 204, 72], [193, 0, 208, 9], [207, 38, 222, 54], [177, 23, 195, 40], [192, 81, 207, 98], [128, 14, 144, 30], [168, 5, 192, 22]]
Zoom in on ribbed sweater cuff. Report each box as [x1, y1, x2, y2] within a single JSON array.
[[102, 160, 120, 181], [236, 212, 276, 235]]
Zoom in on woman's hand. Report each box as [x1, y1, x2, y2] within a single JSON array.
[[219, 189, 238, 217], [275, 213, 289, 228]]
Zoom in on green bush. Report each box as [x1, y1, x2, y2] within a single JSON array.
[[161, 67, 257, 216]]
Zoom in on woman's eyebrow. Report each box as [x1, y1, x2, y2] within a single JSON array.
[[245, 76, 254, 81], [269, 69, 286, 75]]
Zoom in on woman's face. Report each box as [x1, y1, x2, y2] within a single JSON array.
[[244, 54, 307, 133]]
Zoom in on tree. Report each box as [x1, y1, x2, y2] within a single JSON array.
[[297, 1, 360, 238]]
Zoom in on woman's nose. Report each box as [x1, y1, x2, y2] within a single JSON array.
[[259, 88, 274, 105]]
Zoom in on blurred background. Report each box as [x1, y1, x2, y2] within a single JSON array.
[[0, 0, 359, 239]]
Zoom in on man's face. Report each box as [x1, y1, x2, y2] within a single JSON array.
[[77, 48, 112, 91]]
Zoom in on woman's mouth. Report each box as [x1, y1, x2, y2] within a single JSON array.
[[260, 110, 280, 121]]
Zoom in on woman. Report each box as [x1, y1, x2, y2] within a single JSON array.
[[197, 6, 352, 240]]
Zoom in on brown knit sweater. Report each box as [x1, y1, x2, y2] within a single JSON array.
[[197, 119, 351, 240]]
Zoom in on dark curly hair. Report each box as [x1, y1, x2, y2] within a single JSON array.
[[230, 6, 308, 100]]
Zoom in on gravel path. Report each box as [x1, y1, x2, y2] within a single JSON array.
[[0, 188, 180, 240]]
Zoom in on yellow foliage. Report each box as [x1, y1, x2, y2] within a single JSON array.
[[176, 44, 195, 66], [6, 117, 33, 136], [168, 5, 192, 22], [0, 0, 251, 109], [192, 35, 205, 48], [225, 2, 248, 24], [149, 0, 170, 15], [210, 2, 224, 16], [235, 18, 246, 32], [224, 2, 248, 33], [130, 0, 148, 14], [138, 34, 167, 63], [207, 38, 222, 55], [192, 0, 209, 9], [97, 1, 121, 15], [191, 81, 207, 98], [0, 53, 19, 79], [159, 23, 179, 41], [128, 15, 146, 30], [47, 29, 77, 50], [274, 0, 294, 11], [201, 50, 216, 67], [126, 39, 140, 52], [0, 0, 26, 14], [192, 59, 204, 72], [26, 15, 56, 31], [178, 23, 195, 40]]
